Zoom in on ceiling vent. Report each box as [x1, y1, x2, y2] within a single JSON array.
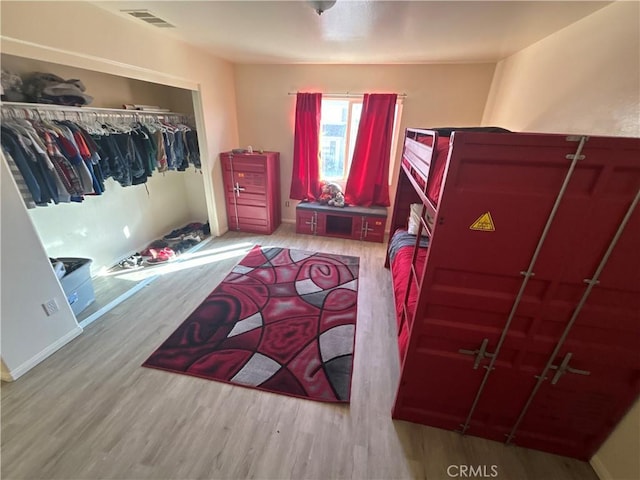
[[121, 10, 175, 28]]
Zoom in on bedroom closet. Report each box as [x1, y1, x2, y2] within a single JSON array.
[[1, 54, 209, 325]]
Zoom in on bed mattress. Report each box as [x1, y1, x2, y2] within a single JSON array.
[[389, 229, 428, 359]]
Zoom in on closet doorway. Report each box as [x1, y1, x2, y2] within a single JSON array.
[[1, 54, 211, 326]]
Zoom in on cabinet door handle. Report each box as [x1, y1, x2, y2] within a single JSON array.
[[234, 183, 246, 196], [361, 218, 374, 239], [305, 213, 317, 234]]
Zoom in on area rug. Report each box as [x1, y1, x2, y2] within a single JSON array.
[[143, 246, 359, 403]]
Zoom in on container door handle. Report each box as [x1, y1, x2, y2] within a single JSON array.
[[548, 352, 590, 385], [459, 338, 496, 370]]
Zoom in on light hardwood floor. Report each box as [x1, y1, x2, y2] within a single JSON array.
[[76, 235, 214, 323], [1, 224, 599, 480]]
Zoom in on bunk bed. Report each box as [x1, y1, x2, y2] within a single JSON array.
[[386, 127, 640, 460]]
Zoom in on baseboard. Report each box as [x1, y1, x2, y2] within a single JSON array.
[[590, 454, 612, 480], [282, 218, 295, 224], [2, 326, 83, 381], [79, 276, 158, 329]]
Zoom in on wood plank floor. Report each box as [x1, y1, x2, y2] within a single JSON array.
[[77, 235, 214, 323], [1, 224, 599, 480], [76, 269, 143, 323]]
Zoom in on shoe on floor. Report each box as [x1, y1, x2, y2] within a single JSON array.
[[147, 247, 176, 263], [119, 254, 142, 269], [182, 233, 201, 243], [174, 238, 199, 253]]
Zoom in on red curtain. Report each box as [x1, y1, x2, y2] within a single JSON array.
[[344, 93, 397, 207], [290, 92, 322, 201]]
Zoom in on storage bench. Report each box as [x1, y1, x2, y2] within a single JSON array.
[[295, 202, 387, 243]]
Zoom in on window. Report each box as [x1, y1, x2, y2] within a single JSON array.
[[319, 98, 400, 184], [319, 99, 358, 181]]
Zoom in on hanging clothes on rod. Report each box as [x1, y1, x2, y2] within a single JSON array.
[[0, 102, 200, 209]]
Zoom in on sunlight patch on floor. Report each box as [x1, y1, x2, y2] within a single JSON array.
[[97, 241, 255, 279], [112, 245, 253, 282]]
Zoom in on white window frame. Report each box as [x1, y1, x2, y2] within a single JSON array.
[[319, 96, 403, 188]]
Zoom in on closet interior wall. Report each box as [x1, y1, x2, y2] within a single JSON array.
[[2, 54, 208, 274]]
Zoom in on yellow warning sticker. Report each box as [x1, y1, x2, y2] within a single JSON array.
[[470, 212, 495, 231]]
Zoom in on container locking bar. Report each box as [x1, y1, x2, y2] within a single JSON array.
[[565, 136, 588, 159], [548, 352, 590, 385], [457, 136, 589, 435], [459, 339, 495, 370], [505, 186, 640, 445]]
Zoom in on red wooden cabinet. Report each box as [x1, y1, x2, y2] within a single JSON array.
[[221, 151, 281, 234], [295, 209, 321, 236], [295, 202, 387, 243], [352, 215, 386, 243]]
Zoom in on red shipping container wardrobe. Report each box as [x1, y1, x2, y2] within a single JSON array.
[[391, 131, 640, 460], [221, 151, 281, 234]]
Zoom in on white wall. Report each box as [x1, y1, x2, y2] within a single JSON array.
[[591, 401, 640, 480], [27, 175, 193, 274], [1, 152, 82, 381], [482, 2, 639, 137], [481, 3, 640, 479], [0, 0, 239, 380], [234, 63, 496, 223]]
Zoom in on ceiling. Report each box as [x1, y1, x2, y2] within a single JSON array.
[[95, 1, 612, 64]]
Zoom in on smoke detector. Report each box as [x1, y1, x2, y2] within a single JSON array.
[[121, 10, 175, 28]]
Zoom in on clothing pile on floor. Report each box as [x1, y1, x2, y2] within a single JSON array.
[[116, 222, 210, 269]]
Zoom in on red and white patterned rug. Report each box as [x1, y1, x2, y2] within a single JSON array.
[[143, 246, 359, 403]]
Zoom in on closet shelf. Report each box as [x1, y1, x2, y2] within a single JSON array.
[[1, 101, 190, 121]]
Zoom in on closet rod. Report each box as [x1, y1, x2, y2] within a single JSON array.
[[0, 101, 188, 118], [287, 92, 407, 99]]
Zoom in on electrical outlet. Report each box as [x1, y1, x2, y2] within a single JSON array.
[[285, 201, 290, 207], [43, 298, 59, 316]]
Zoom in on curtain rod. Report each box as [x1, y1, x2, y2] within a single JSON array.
[[287, 92, 407, 99], [0, 101, 188, 118]]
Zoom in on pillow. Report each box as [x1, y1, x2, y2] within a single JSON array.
[[407, 203, 433, 236]]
